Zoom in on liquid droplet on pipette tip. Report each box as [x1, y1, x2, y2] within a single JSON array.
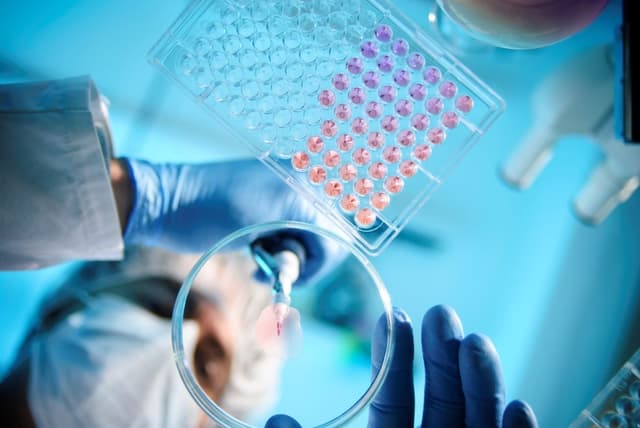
[[255, 304, 303, 358]]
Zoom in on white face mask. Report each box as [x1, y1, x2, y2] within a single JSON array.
[[28, 295, 201, 428]]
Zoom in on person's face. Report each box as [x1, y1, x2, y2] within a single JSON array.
[[186, 252, 267, 403], [191, 298, 234, 402], [182, 251, 278, 422]]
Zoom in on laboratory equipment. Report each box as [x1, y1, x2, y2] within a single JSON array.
[[616, 0, 639, 144], [421, 1, 496, 56], [435, 0, 609, 49], [501, 45, 640, 224], [251, 238, 303, 355], [172, 221, 394, 427], [570, 347, 640, 427], [148, 0, 504, 255], [500, 1, 640, 224]]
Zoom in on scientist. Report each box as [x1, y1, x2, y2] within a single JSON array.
[[1, 0, 613, 424], [0, 246, 288, 428], [1, 76, 538, 428], [0, 75, 339, 426]]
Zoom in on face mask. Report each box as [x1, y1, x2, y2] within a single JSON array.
[[28, 294, 201, 428]]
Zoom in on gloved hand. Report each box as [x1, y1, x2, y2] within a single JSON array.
[[264, 305, 538, 428], [122, 158, 343, 282], [368, 305, 538, 427]]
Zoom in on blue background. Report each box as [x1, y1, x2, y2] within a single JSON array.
[[1, 0, 639, 426]]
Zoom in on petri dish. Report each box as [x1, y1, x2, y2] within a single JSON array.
[[172, 221, 394, 427]]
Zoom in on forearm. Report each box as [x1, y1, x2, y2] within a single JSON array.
[[110, 159, 134, 234]]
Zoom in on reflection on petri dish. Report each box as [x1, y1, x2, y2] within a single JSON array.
[[172, 222, 394, 428]]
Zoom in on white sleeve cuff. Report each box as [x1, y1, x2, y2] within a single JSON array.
[[0, 76, 123, 270]]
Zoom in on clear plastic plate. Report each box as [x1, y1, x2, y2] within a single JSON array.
[[172, 221, 394, 427], [570, 348, 640, 427], [148, 0, 505, 254]]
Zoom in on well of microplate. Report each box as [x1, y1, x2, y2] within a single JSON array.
[[570, 347, 640, 427], [148, 0, 505, 255], [172, 221, 394, 427]]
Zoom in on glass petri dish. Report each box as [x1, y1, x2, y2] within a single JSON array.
[[172, 221, 394, 427]]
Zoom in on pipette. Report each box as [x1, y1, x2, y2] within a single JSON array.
[[251, 238, 304, 351]]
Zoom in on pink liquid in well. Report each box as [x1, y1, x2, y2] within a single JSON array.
[[427, 128, 446, 144], [355, 208, 377, 228], [378, 85, 397, 102], [307, 136, 324, 153], [391, 39, 409, 56], [322, 120, 338, 137], [291, 151, 310, 171], [441, 111, 460, 129], [383, 146, 402, 163], [332, 73, 350, 91], [395, 99, 413, 117], [363, 71, 380, 89], [339, 164, 357, 181], [381, 115, 399, 133], [377, 55, 394, 73], [365, 101, 382, 119], [349, 87, 366, 104], [340, 194, 359, 212], [413, 144, 432, 161], [318, 89, 336, 107], [399, 160, 418, 177], [455, 95, 474, 113], [406, 52, 425, 70], [371, 191, 390, 210], [397, 130, 416, 147], [368, 162, 388, 180], [385, 176, 405, 193], [352, 148, 371, 166], [367, 132, 385, 149], [393, 69, 411, 87], [323, 150, 341, 167], [354, 178, 374, 196], [337, 134, 354, 151], [423, 66, 442, 85], [347, 57, 364, 74], [426, 97, 444, 115], [335, 104, 352, 121], [411, 113, 430, 131], [360, 40, 379, 58], [409, 83, 427, 101], [374, 24, 393, 43], [439, 81, 458, 99], [324, 180, 343, 198], [351, 117, 368, 135], [309, 166, 327, 184]]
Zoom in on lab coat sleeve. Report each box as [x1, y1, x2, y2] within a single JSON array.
[[0, 76, 124, 270]]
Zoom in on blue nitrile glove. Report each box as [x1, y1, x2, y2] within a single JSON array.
[[369, 305, 539, 428], [266, 305, 539, 428], [265, 415, 302, 428], [122, 158, 343, 282]]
